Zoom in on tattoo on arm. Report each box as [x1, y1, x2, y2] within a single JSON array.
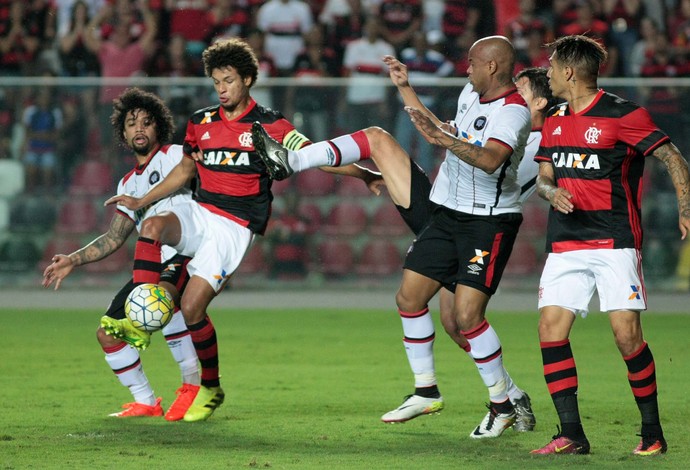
[[654, 143, 690, 218], [446, 139, 484, 167], [71, 215, 134, 266]]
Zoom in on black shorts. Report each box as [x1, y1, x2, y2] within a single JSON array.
[[104, 254, 191, 320], [395, 160, 435, 236], [404, 207, 522, 296]]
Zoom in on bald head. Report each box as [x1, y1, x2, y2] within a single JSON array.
[[470, 36, 516, 85]]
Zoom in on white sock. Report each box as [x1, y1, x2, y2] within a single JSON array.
[[462, 320, 509, 404], [162, 310, 200, 385], [104, 342, 155, 405], [290, 132, 369, 172], [399, 307, 437, 388]]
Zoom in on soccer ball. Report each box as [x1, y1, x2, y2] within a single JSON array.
[[125, 283, 174, 332]]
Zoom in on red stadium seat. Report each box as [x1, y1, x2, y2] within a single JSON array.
[[368, 204, 409, 237], [236, 243, 267, 275], [503, 238, 541, 276], [314, 239, 354, 277], [336, 175, 372, 197], [83, 244, 131, 273], [295, 170, 338, 197], [322, 201, 368, 236], [38, 237, 83, 272], [520, 200, 549, 237], [68, 161, 114, 196], [297, 202, 323, 235], [55, 198, 98, 234], [356, 239, 403, 276]]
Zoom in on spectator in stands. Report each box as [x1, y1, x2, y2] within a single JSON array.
[[392, 30, 454, 173], [84, 0, 157, 164], [550, 0, 578, 37], [669, 0, 690, 60], [165, 0, 210, 58], [245, 27, 278, 109], [377, 0, 422, 55], [561, 0, 619, 76], [58, 0, 100, 78], [602, 0, 646, 76], [630, 15, 662, 77], [504, 0, 551, 60], [441, 0, 495, 54], [21, 87, 63, 192], [57, 95, 87, 187], [205, 0, 252, 44], [318, 0, 364, 70], [340, 17, 395, 132], [257, 0, 314, 77], [286, 24, 340, 142], [0, 0, 43, 76], [515, 23, 552, 71]]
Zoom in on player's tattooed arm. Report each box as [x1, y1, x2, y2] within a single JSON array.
[[653, 141, 690, 238], [537, 161, 574, 214], [70, 214, 135, 266]]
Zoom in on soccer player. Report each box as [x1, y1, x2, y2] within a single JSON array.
[[530, 34, 690, 456], [42, 88, 200, 420], [253, 40, 554, 438], [103, 38, 317, 422]]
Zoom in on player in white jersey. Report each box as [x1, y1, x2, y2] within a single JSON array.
[[252, 44, 554, 438], [42, 88, 200, 421]]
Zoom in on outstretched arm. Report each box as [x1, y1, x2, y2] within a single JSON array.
[[405, 106, 510, 174], [383, 55, 443, 128], [42, 213, 135, 289], [653, 141, 690, 239], [104, 157, 196, 211]]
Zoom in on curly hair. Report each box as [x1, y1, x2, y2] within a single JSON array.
[[110, 87, 175, 147], [202, 37, 259, 87]]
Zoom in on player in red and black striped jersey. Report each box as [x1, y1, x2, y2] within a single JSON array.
[[105, 38, 317, 423], [531, 35, 690, 457]]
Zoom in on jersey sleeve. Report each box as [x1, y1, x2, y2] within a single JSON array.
[[115, 178, 135, 222], [618, 106, 670, 156], [487, 103, 530, 152], [182, 118, 199, 158]]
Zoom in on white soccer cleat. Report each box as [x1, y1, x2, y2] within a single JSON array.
[[470, 404, 516, 438], [381, 394, 444, 423]]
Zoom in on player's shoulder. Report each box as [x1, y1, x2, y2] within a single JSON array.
[[241, 102, 286, 125], [591, 90, 644, 118], [188, 104, 222, 124], [502, 89, 528, 108]]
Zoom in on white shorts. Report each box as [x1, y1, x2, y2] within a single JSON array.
[[538, 248, 647, 316], [169, 202, 254, 293]]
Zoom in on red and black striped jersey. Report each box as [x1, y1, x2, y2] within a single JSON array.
[[182, 99, 299, 235], [535, 90, 670, 253]]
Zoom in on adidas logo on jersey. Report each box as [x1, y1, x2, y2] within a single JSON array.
[[201, 131, 211, 140], [553, 126, 562, 135]]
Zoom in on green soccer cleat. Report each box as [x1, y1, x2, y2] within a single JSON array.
[[183, 385, 225, 422], [100, 315, 151, 351]]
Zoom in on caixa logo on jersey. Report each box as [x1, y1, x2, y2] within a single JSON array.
[[203, 150, 251, 166], [551, 152, 601, 170]]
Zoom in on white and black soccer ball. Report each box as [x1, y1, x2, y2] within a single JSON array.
[[125, 283, 174, 332]]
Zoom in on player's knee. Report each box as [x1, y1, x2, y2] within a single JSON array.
[[395, 289, 424, 313], [97, 326, 121, 347], [140, 216, 164, 240]]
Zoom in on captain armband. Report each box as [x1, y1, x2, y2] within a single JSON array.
[[283, 129, 310, 151]]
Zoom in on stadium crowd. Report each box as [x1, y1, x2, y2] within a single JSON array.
[[1, 0, 690, 286]]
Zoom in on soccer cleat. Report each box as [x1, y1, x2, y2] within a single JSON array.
[[251, 121, 294, 180], [100, 315, 151, 351], [633, 435, 667, 456], [470, 403, 516, 438], [164, 384, 201, 421], [109, 397, 163, 418], [531, 430, 591, 454], [512, 393, 536, 432], [183, 385, 225, 422], [381, 394, 445, 423]]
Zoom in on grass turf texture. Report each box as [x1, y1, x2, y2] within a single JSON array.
[[1, 306, 687, 469]]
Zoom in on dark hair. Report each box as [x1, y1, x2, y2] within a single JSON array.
[[515, 66, 558, 112], [202, 37, 259, 87], [110, 87, 175, 147], [547, 35, 607, 81]]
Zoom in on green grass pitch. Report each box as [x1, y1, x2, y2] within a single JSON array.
[[1, 306, 687, 469]]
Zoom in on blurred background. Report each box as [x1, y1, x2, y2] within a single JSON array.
[[1, 0, 689, 292]]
